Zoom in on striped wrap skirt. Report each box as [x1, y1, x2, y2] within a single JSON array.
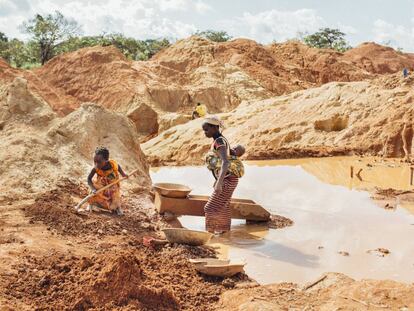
[[204, 175, 238, 233]]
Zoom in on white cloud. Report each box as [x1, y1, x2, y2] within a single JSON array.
[[372, 18, 414, 51], [222, 9, 326, 43], [158, 0, 189, 12], [0, 0, 27, 38], [0, 0, 30, 16], [0, 0, 202, 40], [194, 0, 212, 13], [338, 23, 358, 35], [157, 0, 211, 13]]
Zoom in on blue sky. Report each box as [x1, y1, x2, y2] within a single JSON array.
[[1, 0, 414, 51]]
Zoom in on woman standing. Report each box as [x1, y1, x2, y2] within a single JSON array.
[[202, 116, 241, 234]]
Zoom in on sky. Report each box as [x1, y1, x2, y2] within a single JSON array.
[[1, 0, 414, 51]]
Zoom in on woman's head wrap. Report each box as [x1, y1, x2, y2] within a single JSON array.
[[204, 115, 224, 129]]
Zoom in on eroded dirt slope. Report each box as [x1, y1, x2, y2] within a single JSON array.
[[3, 37, 414, 136], [218, 272, 414, 310], [143, 74, 414, 165]]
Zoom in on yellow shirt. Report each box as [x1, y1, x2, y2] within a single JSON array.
[[195, 104, 207, 117]]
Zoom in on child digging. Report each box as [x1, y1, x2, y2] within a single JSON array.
[[87, 147, 128, 215]]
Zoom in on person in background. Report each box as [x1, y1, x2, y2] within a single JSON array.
[[403, 68, 409, 78], [87, 147, 128, 215], [192, 102, 208, 119]]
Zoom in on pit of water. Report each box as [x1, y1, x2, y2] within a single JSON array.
[[151, 157, 414, 285]]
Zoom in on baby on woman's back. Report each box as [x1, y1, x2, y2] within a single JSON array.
[[230, 144, 245, 158]]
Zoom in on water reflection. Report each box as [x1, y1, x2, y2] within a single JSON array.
[[151, 157, 414, 284]]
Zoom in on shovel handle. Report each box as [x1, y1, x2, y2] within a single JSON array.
[[75, 168, 140, 211]]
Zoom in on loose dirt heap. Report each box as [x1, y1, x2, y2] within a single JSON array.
[[214, 39, 370, 94], [34, 46, 142, 115], [33, 40, 272, 134], [143, 74, 414, 165], [0, 57, 77, 115], [218, 272, 414, 310], [23, 179, 158, 237], [2, 240, 248, 310], [0, 58, 21, 82], [343, 42, 414, 74], [0, 177, 253, 310]]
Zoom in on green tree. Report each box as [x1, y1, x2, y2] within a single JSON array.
[[105, 33, 147, 60], [56, 34, 169, 61], [6, 39, 26, 67], [21, 11, 81, 64], [0, 32, 8, 43], [55, 35, 108, 54], [0, 36, 38, 68], [143, 38, 170, 59], [195, 30, 232, 42], [303, 28, 351, 52], [0, 32, 9, 61]]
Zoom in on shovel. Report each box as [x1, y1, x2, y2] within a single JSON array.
[[75, 168, 140, 212]]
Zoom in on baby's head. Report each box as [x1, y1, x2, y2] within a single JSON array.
[[94, 146, 110, 169], [232, 145, 245, 157]]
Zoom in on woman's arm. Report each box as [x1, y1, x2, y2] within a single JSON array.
[[215, 145, 230, 193], [87, 168, 96, 192]]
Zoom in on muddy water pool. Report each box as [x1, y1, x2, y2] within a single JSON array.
[[151, 157, 414, 284]]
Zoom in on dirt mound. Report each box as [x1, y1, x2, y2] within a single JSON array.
[[0, 57, 78, 116], [0, 58, 21, 82], [218, 272, 414, 310], [3, 243, 248, 310], [34, 39, 271, 119], [0, 80, 150, 200], [344, 42, 414, 74], [143, 74, 414, 165], [25, 41, 267, 136], [24, 179, 158, 236], [4, 38, 414, 134], [47, 103, 150, 186], [7, 37, 409, 138], [127, 102, 159, 135], [214, 39, 369, 94], [35, 46, 139, 113], [269, 41, 346, 83], [1, 76, 55, 125], [79, 253, 146, 305], [74, 253, 179, 310], [158, 112, 192, 133]]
